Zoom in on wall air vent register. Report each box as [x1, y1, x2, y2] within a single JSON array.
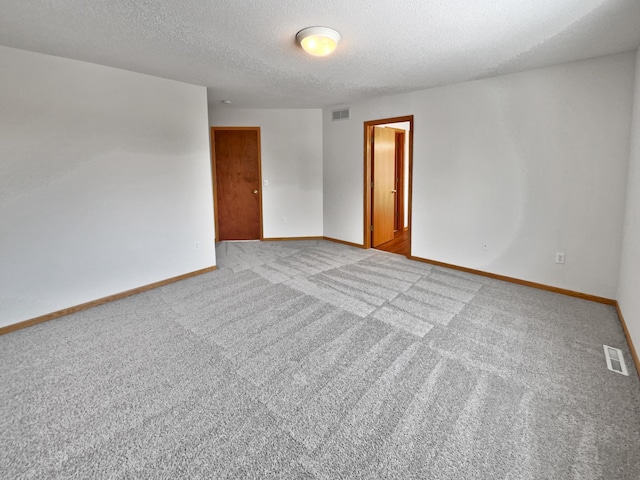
[[332, 108, 350, 121]]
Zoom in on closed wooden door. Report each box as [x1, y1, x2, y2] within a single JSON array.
[[372, 126, 396, 247], [213, 128, 262, 240]]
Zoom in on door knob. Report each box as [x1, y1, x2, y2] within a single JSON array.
[[391, 190, 397, 193], [252, 189, 259, 194]]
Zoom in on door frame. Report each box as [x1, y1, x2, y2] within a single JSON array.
[[210, 126, 264, 242], [363, 115, 414, 252]]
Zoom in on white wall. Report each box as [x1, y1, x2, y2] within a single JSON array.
[[618, 48, 640, 352], [0, 46, 216, 328], [209, 108, 323, 238], [324, 52, 635, 298]]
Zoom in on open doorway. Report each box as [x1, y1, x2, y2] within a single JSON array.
[[364, 116, 413, 257]]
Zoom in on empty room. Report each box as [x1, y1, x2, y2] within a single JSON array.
[[2, 1, 640, 478]]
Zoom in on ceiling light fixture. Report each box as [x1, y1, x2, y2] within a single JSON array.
[[296, 26, 341, 57]]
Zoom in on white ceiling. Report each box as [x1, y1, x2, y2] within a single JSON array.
[[1, 0, 639, 109]]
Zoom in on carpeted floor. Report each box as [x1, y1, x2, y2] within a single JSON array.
[[1, 239, 639, 479]]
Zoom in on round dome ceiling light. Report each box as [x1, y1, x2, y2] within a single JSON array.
[[296, 26, 341, 57]]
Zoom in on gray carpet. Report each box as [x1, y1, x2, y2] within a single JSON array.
[[1, 239, 639, 479]]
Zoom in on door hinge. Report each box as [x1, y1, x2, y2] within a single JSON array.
[[370, 225, 374, 232], [370, 181, 374, 188]]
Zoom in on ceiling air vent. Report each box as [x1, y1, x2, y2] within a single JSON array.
[[332, 108, 350, 121], [603, 345, 628, 375]]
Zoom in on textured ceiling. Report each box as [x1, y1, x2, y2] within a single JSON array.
[[1, 0, 639, 108]]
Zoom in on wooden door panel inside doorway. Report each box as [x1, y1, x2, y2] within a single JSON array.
[[394, 131, 405, 232], [213, 129, 261, 241], [372, 126, 396, 247]]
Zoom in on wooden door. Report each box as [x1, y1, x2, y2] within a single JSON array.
[[394, 131, 405, 231], [212, 128, 262, 241], [372, 126, 396, 247]]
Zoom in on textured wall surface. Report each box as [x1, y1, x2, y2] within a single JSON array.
[[209, 108, 323, 239], [0, 46, 216, 328], [617, 48, 640, 351], [323, 52, 635, 298]]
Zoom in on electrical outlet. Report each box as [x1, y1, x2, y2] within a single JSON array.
[[555, 252, 565, 264], [482, 241, 488, 250]]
